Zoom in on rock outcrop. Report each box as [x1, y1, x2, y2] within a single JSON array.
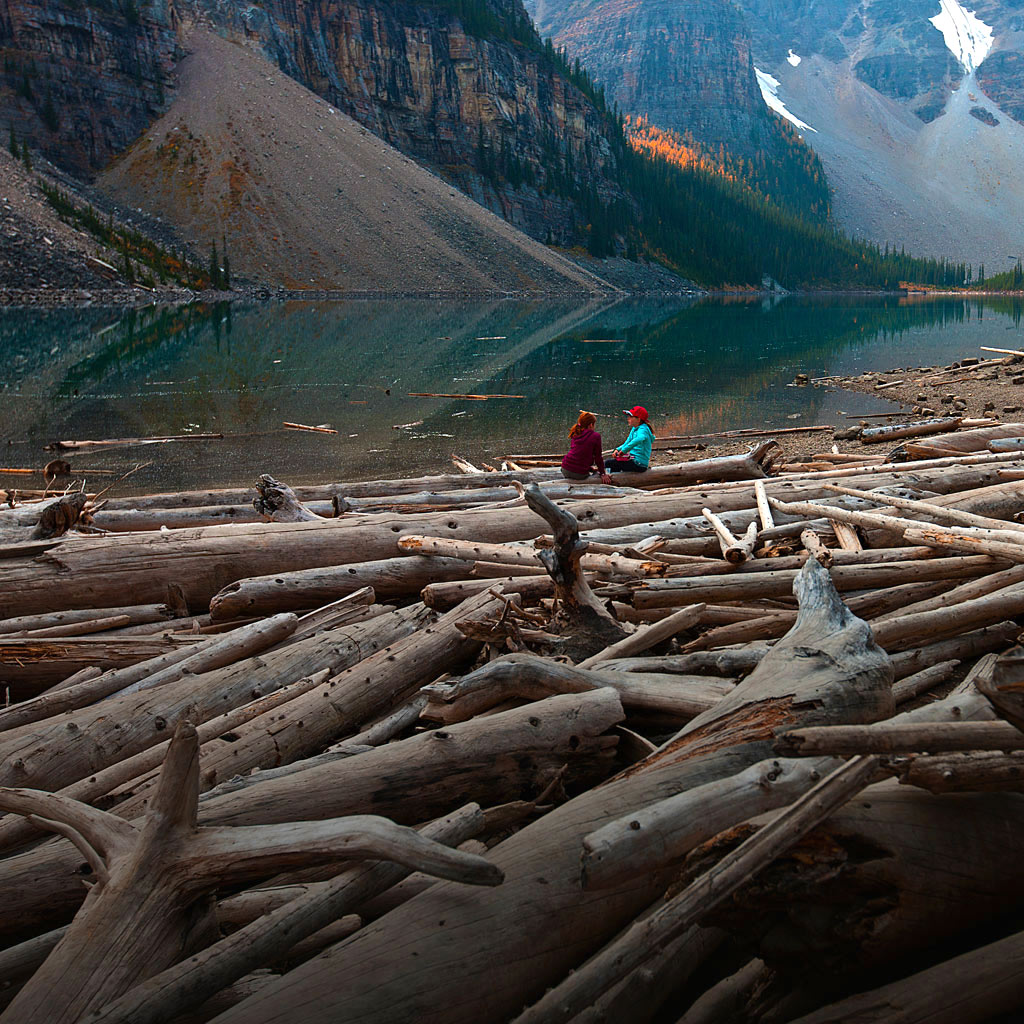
[[528, 0, 790, 164], [0, 0, 633, 245]]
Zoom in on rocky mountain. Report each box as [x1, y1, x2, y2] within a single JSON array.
[[525, 0, 824, 200], [533, 0, 1024, 268], [736, 0, 1024, 268], [97, 30, 614, 293], [0, 0, 636, 248]]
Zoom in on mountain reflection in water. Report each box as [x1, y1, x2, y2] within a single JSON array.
[[1, 294, 1021, 494]]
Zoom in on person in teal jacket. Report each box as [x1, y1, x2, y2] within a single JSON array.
[[608, 405, 655, 473]]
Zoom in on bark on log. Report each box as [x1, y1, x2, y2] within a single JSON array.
[[206, 558, 893, 1024], [0, 635, 200, 690], [888, 749, 1024, 793], [252, 475, 324, 522], [0, 491, 87, 541]]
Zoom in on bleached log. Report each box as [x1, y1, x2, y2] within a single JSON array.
[[208, 557, 473, 620], [3, 462, 1013, 618], [514, 755, 881, 1024], [901, 524, 1024, 562], [0, 613, 296, 732], [287, 587, 378, 641], [0, 602, 180, 636], [0, 605, 429, 795], [576, 604, 705, 669], [397, 534, 665, 578], [800, 528, 833, 567], [874, 562, 1024, 623], [151, 591, 502, 798], [871, 579, 1024, 651], [777, 720, 1024, 756], [702, 507, 758, 565], [420, 655, 728, 725], [633, 555, 997, 609], [212, 558, 893, 1024], [859, 416, 961, 443], [0, 669, 331, 853], [889, 749, 1024, 793], [891, 659, 960, 704], [600, 648, 766, 676], [197, 689, 623, 831], [890, 622, 1019, 678], [822, 482, 1024, 534], [0, 727, 499, 1024], [753, 479, 773, 532], [83, 803, 493, 1024], [581, 754, 844, 891]]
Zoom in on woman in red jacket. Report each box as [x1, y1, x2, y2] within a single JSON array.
[[561, 411, 612, 483]]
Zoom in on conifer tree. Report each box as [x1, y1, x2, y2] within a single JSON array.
[[209, 240, 220, 289], [221, 235, 230, 289], [20, 140, 31, 171]]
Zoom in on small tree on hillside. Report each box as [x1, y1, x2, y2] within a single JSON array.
[[20, 140, 31, 171]]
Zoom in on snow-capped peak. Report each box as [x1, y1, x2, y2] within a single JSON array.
[[787, 50, 801, 67], [929, 0, 994, 73], [754, 67, 816, 133]]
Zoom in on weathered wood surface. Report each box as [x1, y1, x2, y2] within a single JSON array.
[[208, 557, 473, 620], [0, 726, 500, 1024], [206, 559, 893, 1024], [0, 462, 1015, 617]]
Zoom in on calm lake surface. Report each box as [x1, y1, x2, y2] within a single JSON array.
[[2, 295, 1022, 494]]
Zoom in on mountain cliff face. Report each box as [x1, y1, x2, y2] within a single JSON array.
[[731, 0, 1024, 267], [0, 0, 633, 243], [528, 0, 774, 159], [0, 0, 179, 171], [735, 0, 1024, 125]]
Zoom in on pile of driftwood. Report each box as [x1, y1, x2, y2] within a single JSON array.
[[5, 430, 1024, 1023]]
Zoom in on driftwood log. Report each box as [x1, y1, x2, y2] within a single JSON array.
[[206, 558, 893, 1024]]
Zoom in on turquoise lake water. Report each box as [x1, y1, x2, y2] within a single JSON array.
[[1, 294, 1021, 493]]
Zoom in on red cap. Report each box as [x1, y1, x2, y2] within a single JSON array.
[[622, 405, 648, 421]]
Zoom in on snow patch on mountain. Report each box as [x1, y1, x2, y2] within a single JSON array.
[[930, 0, 994, 73], [787, 50, 801, 67], [755, 67, 816, 132]]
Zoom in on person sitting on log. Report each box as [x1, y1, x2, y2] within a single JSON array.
[[561, 411, 612, 483], [608, 405, 654, 474]]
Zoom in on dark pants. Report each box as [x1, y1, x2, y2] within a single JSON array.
[[560, 467, 591, 481], [607, 458, 648, 474]]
